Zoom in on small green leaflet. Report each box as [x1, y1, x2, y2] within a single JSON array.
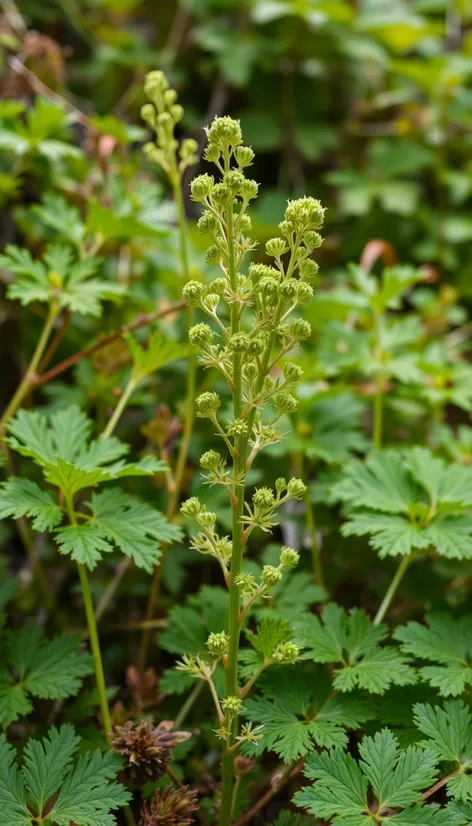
[[333, 448, 472, 559], [126, 327, 189, 382], [413, 700, 472, 800], [294, 603, 415, 694], [0, 243, 124, 316], [56, 488, 181, 572], [0, 97, 82, 161], [0, 621, 93, 727], [301, 392, 368, 465], [269, 812, 314, 826], [33, 192, 86, 249], [394, 614, 472, 696], [240, 618, 296, 678], [0, 406, 177, 571], [0, 724, 129, 826], [244, 664, 373, 762], [294, 728, 447, 825]]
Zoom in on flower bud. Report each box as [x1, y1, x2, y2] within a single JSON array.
[[228, 333, 249, 353], [196, 391, 221, 417], [217, 537, 232, 560], [275, 478, 287, 494], [144, 70, 168, 100], [261, 565, 282, 587], [180, 137, 198, 158], [210, 183, 231, 207], [197, 510, 216, 529], [259, 276, 278, 296], [206, 245, 222, 265], [200, 450, 223, 470], [273, 642, 299, 663], [296, 282, 314, 303], [164, 88, 177, 106], [240, 179, 259, 201], [197, 211, 218, 235], [182, 280, 205, 304], [225, 170, 245, 194], [180, 497, 202, 518], [253, 487, 275, 509], [170, 103, 184, 123], [304, 231, 323, 250], [227, 419, 248, 437], [299, 259, 319, 280], [280, 280, 298, 300], [221, 695, 243, 715], [280, 546, 300, 568], [189, 323, 214, 347], [207, 116, 242, 149], [144, 143, 164, 165], [284, 362, 304, 382], [246, 336, 265, 356], [157, 111, 174, 135], [235, 571, 256, 593], [141, 103, 156, 128], [209, 277, 227, 295], [190, 174, 214, 202], [235, 145, 255, 168], [204, 142, 220, 163], [206, 632, 229, 657], [249, 263, 277, 283], [287, 478, 307, 499], [285, 318, 312, 340], [266, 237, 288, 257], [239, 214, 252, 232], [204, 294, 219, 313], [273, 392, 298, 414], [285, 196, 325, 232]]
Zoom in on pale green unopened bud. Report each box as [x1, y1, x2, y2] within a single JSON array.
[[249, 263, 277, 283], [229, 333, 250, 353], [209, 278, 227, 295], [244, 363, 258, 381], [197, 510, 216, 529], [211, 183, 231, 207], [296, 282, 314, 303], [200, 450, 223, 470], [235, 145, 255, 168], [222, 695, 243, 715], [225, 170, 245, 194], [280, 546, 300, 568], [273, 392, 298, 413], [189, 323, 214, 347], [197, 211, 218, 235], [141, 103, 156, 128], [163, 88, 177, 106], [285, 196, 325, 232], [204, 293, 220, 312], [217, 537, 232, 560], [144, 143, 164, 165], [253, 487, 275, 509], [191, 174, 214, 202], [227, 419, 248, 437], [241, 179, 259, 201], [239, 214, 252, 232], [287, 478, 307, 499], [235, 571, 256, 593], [286, 318, 312, 340], [247, 336, 265, 356], [275, 478, 287, 494], [144, 70, 168, 100], [299, 259, 319, 280], [280, 280, 298, 300], [180, 137, 198, 158], [260, 276, 278, 296], [204, 143, 220, 163], [206, 632, 229, 657], [207, 116, 242, 149], [266, 237, 288, 257], [170, 103, 184, 123], [261, 565, 282, 587], [196, 391, 221, 417], [273, 642, 299, 663], [284, 362, 304, 382], [157, 111, 174, 135], [206, 245, 222, 265], [304, 231, 323, 249], [181, 497, 202, 518], [183, 280, 205, 304]]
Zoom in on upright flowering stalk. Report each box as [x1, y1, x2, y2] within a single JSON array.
[[140, 72, 199, 665], [180, 117, 324, 825]]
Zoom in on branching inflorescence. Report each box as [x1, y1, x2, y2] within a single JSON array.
[[177, 115, 325, 824]]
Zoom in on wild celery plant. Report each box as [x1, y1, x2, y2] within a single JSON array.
[[179, 116, 324, 824], [140, 71, 199, 666]]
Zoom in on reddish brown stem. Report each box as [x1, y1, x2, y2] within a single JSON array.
[[37, 311, 72, 373], [33, 301, 186, 387], [422, 768, 461, 801]]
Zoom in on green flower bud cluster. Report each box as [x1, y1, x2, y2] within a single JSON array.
[[142, 70, 198, 180], [221, 695, 243, 716], [273, 642, 299, 664], [261, 565, 282, 587], [196, 391, 221, 417], [280, 546, 300, 568], [206, 632, 229, 658]]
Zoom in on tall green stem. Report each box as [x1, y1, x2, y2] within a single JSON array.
[[139, 174, 196, 670], [373, 553, 412, 626], [220, 187, 244, 826], [0, 305, 58, 437], [66, 497, 112, 739]]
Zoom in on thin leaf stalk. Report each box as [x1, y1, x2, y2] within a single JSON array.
[[373, 553, 413, 626], [66, 495, 113, 740], [372, 308, 383, 449], [101, 375, 138, 440]]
